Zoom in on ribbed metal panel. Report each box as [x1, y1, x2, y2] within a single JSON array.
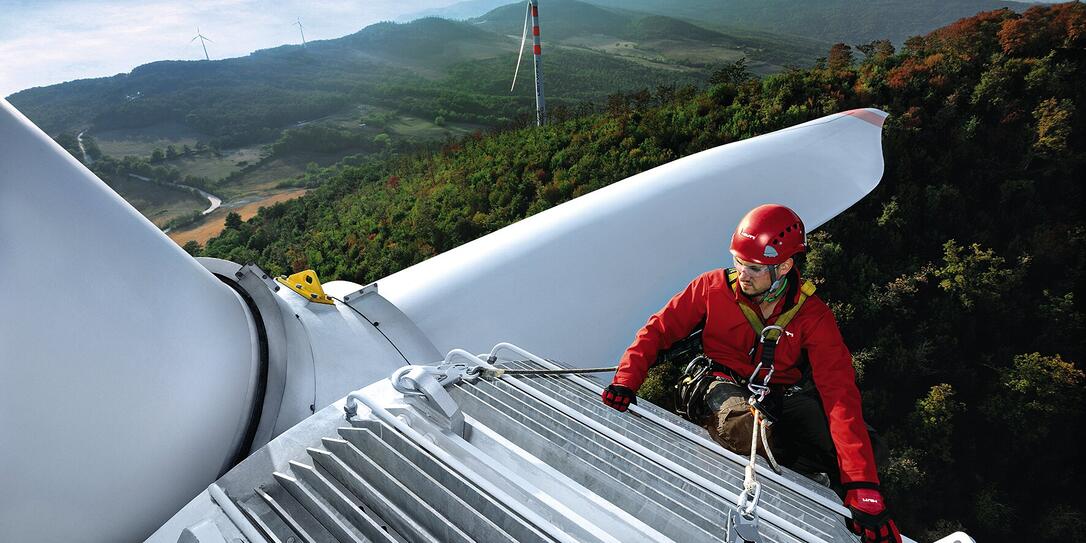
[[230, 411, 557, 542], [492, 359, 856, 541], [449, 375, 820, 541], [216, 357, 857, 543]]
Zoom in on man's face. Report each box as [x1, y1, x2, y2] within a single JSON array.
[[734, 257, 774, 295]]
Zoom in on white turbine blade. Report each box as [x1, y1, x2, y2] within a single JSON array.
[[191, 35, 199, 42], [510, 0, 531, 92], [377, 109, 890, 370], [0, 99, 260, 541], [202, 35, 213, 43]]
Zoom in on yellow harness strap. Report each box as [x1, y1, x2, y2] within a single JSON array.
[[726, 268, 816, 341]]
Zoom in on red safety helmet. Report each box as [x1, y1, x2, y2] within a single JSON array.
[[730, 204, 807, 265]]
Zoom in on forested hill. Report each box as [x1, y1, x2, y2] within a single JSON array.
[[405, 0, 1037, 46], [471, 0, 825, 51], [202, 4, 1086, 539], [6, 17, 509, 140], [584, 0, 1037, 45], [6, 1, 823, 144]]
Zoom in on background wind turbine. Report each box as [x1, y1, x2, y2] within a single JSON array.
[[510, 0, 546, 126], [191, 26, 212, 61], [294, 18, 306, 46]]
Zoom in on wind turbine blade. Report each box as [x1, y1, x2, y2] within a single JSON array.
[[510, 1, 531, 92], [203, 36, 214, 43], [191, 35, 199, 42], [0, 97, 259, 542], [377, 109, 890, 367]]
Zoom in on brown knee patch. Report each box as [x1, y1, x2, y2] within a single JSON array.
[[703, 395, 775, 458]]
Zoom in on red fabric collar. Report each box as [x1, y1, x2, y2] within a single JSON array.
[[730, 269, 804, 323]]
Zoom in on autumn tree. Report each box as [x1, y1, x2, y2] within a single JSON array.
[[827, 42, 854, 71]]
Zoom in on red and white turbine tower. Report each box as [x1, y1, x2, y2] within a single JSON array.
[[512, 0, 547, 126]]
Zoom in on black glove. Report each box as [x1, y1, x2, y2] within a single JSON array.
[[601, 384, 637, 412], [844, 483, 901, 543]]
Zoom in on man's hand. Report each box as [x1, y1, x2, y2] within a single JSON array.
[[844, 483, 901, 543], [601, 384, 637, 412]]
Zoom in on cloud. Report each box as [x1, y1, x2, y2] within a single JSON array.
[[1, 0, 461, 97]]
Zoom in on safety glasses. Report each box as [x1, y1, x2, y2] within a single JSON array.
[[734, 258, 776, 276]]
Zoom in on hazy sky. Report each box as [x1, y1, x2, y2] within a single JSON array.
[[0, 0, 464, 97]]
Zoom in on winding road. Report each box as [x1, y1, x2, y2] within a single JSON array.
[[77, 131, 94, 165], [128, 173, 223, 215]]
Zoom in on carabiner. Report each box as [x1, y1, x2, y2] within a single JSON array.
[[759, 325, 783, 343]]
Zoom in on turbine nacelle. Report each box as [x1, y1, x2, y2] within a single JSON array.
[[1, 96, 888, 541]]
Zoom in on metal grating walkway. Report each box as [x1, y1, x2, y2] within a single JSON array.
[[216, 354, 859, 543], [233, 420, 555, 542]]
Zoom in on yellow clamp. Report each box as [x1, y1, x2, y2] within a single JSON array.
[[276, 269, 334, 305]]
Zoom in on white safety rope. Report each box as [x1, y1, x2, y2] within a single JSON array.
[[758, 413, 782, 474], [740, 415, 764, 516]]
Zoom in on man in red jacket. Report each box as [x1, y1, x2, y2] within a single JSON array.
[[602, 204, 901, 543]]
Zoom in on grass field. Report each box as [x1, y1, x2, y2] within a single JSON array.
[[94, 121, 208, 158], [212, 110, 482, 198], [560, 39, 698, 72], [99, 104, 493, 245], [215, 149, 346, 198], [102, 174, 207, 227], [388, 114, 487, 140], [294, 104, 484, 140], [562, 35, 782, 74], [163, 146, 266, 181]]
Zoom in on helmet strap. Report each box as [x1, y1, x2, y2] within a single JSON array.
[[760, 276, 789, 304], [747, 264, 784, 304]]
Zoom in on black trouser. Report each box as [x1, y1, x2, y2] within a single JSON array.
[[703, 378, 885, 491]]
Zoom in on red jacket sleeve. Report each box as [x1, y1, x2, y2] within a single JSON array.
[[613, 273, 709, 391], [804, 304, 880, 484]]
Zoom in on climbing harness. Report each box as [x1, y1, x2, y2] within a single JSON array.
[[728, 268, 817, 338], [674, 269, 816, 424], [723, 269, 815, 543], [724, 325, 789, 543], [745, 326, 784, 474]]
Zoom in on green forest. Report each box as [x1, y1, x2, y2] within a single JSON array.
[[197, 4, 1086, 539]]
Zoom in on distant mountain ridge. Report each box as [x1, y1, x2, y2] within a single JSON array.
[[7, 1, 822, 139], [401, 0, 1038, 45], [10, 0, 1039, 143], [471, 0, 637, 40], [397, 0, 517, 22], [579, 0, 1035, 44]]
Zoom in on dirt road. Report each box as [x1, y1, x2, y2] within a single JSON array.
[[168, 188, 308, 246]]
